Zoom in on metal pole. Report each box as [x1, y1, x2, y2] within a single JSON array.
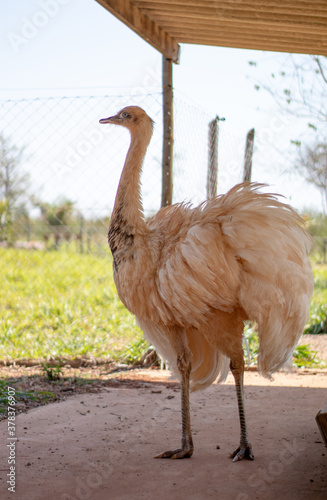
[[161, 57, 174, 207]]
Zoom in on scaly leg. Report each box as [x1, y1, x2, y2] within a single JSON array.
[[155, 331, 193, 459], [229, 357, 254, 462]]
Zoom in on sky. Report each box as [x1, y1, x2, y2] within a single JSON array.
[[0, 0, 323, 213]]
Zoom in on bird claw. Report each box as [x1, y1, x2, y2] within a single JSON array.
[[154, 447, 193, 459], [230, 444, 254, 462]]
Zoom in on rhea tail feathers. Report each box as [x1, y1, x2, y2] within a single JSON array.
[[218, 183, 313, 379], [137, 317, 230, 391]]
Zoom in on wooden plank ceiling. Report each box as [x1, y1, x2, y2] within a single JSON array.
[[96, 0, 327, 63]]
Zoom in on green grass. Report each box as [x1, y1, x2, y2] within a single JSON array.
[[40, 362, 63, 381], [0, 377, 41, 414], [0, 248, 143, 361], [305, 264, 327, 334], [0, 248, 326, 367]]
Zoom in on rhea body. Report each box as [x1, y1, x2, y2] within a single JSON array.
[[100, 106, 313, 461]]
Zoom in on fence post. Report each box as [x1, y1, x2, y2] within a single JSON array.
[[87, 230, 91, 253], [79, 214, 84, 253], [207, 116, 223, 199], [26, 214, 31, 242], [243, 128, 255, 182], [161, 57, 174, 207]]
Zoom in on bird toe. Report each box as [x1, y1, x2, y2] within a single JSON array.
[[230, 444, 254, 462], [154, 447, 193, 459]]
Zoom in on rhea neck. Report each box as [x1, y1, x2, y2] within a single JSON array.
[[111, 122, 152, 232]]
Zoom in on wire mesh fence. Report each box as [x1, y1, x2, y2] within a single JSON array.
[[0, 92, 245, 252], [0, 92, 325, 259], [0, 92, 326, 363]]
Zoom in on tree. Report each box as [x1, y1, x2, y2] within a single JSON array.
[[0, 134, 29, 242], [36, 198, 76, 249], [249, 55, 327, 210], [250, 54, 327, 138], [296, 142, 327, 212]]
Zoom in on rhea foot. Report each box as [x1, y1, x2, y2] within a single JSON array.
[[154, 447, 193, 459], [230, 443, 254, 462]]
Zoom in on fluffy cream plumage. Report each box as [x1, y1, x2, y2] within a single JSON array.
[[137, 183, 313, 389], [100, 106, 313, 461]]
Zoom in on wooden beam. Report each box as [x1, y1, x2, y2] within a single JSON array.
[[161, 57, 174, 207], [134, 0, 327, 14], [139, 5, 327, 29], [96, 0, 180, 63], [175, 33, 327, 56], [161, 18, 327, 38]]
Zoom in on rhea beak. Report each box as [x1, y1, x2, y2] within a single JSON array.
[[99, 114, 120, 124]]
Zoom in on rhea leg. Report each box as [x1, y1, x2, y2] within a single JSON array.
[[155, 330, 193, 459], [229, 355, 254, 461]]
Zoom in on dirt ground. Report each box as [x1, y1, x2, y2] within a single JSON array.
[[0, 366, 326, 500]]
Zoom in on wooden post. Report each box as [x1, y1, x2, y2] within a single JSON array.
[[79, 214, 84, 254], [243, 128, 255, 182], [26, 214, 31, 242], [87, 230, 91, 253], [206, 117, 220, 199], [161, 57, 173, 207]]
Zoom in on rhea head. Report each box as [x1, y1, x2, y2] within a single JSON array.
[[99, 106, 154, 138]]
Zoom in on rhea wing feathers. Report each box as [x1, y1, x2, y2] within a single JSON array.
[[145, 202, 240, 329]]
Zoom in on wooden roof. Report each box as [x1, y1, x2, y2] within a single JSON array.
[[96, 0, 327, 63]]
